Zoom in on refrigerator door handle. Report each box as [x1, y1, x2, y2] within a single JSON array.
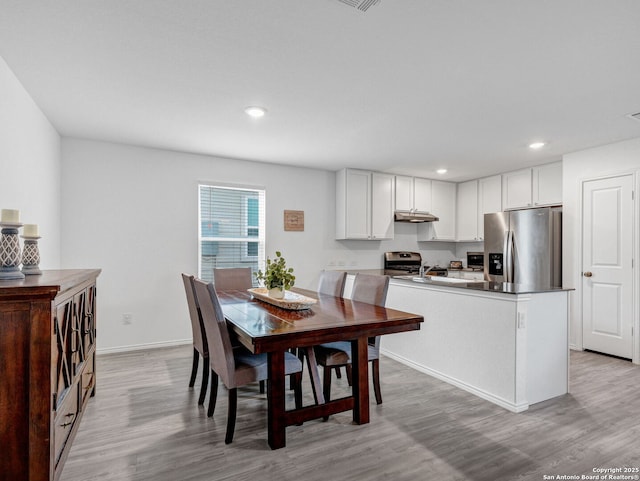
[[505, 230, 514, 283]]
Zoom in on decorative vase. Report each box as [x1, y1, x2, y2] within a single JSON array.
[[268, 287, 285, 299], [21, 237, 42, 275], [0, 223, 25, 280]]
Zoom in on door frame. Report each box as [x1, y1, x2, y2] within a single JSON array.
[[578, 170, 639, 364]]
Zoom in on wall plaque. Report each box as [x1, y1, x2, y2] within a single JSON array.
[[284, 210, 304, 231]]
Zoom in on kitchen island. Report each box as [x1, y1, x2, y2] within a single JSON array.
[[342, 272, 571, 412]]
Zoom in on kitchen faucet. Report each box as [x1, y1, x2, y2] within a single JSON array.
[[419, 264, 435, 278]]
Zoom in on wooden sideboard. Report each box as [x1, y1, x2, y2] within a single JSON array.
[[0, 269, 101, 481]]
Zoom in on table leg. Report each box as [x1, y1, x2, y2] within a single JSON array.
[[351, 337, 370, 424], [302, 347, 325, 405], [267, 351, 286, 449]]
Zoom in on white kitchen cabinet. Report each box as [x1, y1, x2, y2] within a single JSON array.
[[417, 180, 456, 241], [394, 176, 432, 213], [532, 161, 562, 206], [414, 177, 433, 212], [477, 174, 502, 239], [456, 175, 501, 241], [371, 172, 395, 239], [456, 180, 479, 241], [502, 168, 533, 210], [335, 169, 394, 240], [394, 175, 413, 211], [503, 163, 562, 210]]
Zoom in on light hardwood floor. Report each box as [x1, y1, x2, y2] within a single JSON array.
[[61, 346, 640, 481]]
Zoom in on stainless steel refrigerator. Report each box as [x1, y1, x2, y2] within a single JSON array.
[[484, 207, 562, 287]]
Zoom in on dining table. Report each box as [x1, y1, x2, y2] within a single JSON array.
[[216, 287, 423, 449]]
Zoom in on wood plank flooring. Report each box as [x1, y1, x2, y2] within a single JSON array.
[[60, 346, 640, 481]]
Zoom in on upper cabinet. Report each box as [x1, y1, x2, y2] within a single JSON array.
[[336, 169, 394, 240], [336, 162, 560, 243], [503, 162, 562, 210], [477, 175, 502, 239], [502, 168, 533, 210], [395, 176, 432, 213], [456, 180, 479, 241], [456, 175, 502, 241], [414, 177, 433, 212], [371, 172, 395, 239], [532, 162, 562, 206], [417, 180, 456, 241]]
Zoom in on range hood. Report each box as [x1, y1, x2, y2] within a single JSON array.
[[394, 211, 439, 223]]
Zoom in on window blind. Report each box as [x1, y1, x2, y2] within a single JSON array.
[[198, 184, 265, 283]]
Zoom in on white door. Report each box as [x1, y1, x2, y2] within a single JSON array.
[[582, 174, 634, 359]]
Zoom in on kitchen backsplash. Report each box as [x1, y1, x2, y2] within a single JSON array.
[[329, 223, 484, 269]]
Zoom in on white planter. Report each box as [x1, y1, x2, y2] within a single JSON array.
[[268, 287, 285, 299]]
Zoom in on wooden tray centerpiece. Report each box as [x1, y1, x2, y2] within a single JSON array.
[[248, 288, 317, 310]]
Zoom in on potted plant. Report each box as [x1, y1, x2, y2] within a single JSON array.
[[255, 251, 295, 299]]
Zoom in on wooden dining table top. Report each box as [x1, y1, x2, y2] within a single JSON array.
[[216, 287, 424, 354]]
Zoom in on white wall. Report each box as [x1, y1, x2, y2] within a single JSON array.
[[61, 139, 464, 351], [563, 137, 640, 351], [0, 56, 61, 267]]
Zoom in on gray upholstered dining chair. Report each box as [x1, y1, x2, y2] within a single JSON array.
[[212, 266, 265, 390], [181, 273, 209, 405], [315, 270, 348, 379], [192, 277, 303, 444], [213, 267, 253, 290], [317, 270, 347, 297], [314, 273, 390, 405]]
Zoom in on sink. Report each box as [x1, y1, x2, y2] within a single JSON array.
[[412, 276, 484, 284]]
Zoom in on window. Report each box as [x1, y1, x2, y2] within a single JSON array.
[[198, 184, 265, 283]]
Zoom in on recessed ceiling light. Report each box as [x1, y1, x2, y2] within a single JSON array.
[[529, 142, 545, 150], [436, 169, 447, 175], [244, 106, 267, 118]]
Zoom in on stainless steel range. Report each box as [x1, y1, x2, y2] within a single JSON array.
[[383, 252, 448, 277]]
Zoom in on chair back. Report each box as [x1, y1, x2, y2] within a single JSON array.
[[351, 273, 389, 350], [317, 270, 347, 297], [181, 274, 207, 356], [193, 278, 237, 388], [213, 267, 253, 290], [351, 273, 390, 307]]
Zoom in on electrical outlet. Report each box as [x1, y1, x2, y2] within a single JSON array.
[[122, 313, 133, 325]]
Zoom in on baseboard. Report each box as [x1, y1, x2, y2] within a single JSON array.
[[381, 349, 529, 413], [97, 339, 191, 355]]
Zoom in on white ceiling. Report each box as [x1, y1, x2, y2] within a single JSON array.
[[2, 0, 640, 181]]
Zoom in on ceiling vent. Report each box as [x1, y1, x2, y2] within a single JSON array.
[[336, 0, 381, 12], [627, 112, 640, 123]]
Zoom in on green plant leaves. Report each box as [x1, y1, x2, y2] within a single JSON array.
[[255, 251, 295, 290]]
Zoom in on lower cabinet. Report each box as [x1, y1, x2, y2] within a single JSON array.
[[0, 269, 101, 481]]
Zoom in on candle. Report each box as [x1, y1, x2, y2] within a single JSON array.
[[1, 209, 20, 223], [23, 224, 39, 237]]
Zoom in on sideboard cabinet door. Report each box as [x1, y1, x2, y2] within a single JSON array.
[[0, 269, 101, 481]]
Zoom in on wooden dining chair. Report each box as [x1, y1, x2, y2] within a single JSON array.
[[181, 273, 209, 405], [213, 267, 253, 290], [314, 273, 390, 405], [192, 277, 303, 444]]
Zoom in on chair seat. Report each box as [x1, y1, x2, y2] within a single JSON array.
[[234, 348, 303, 386], [314, 341, 379, 367]]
